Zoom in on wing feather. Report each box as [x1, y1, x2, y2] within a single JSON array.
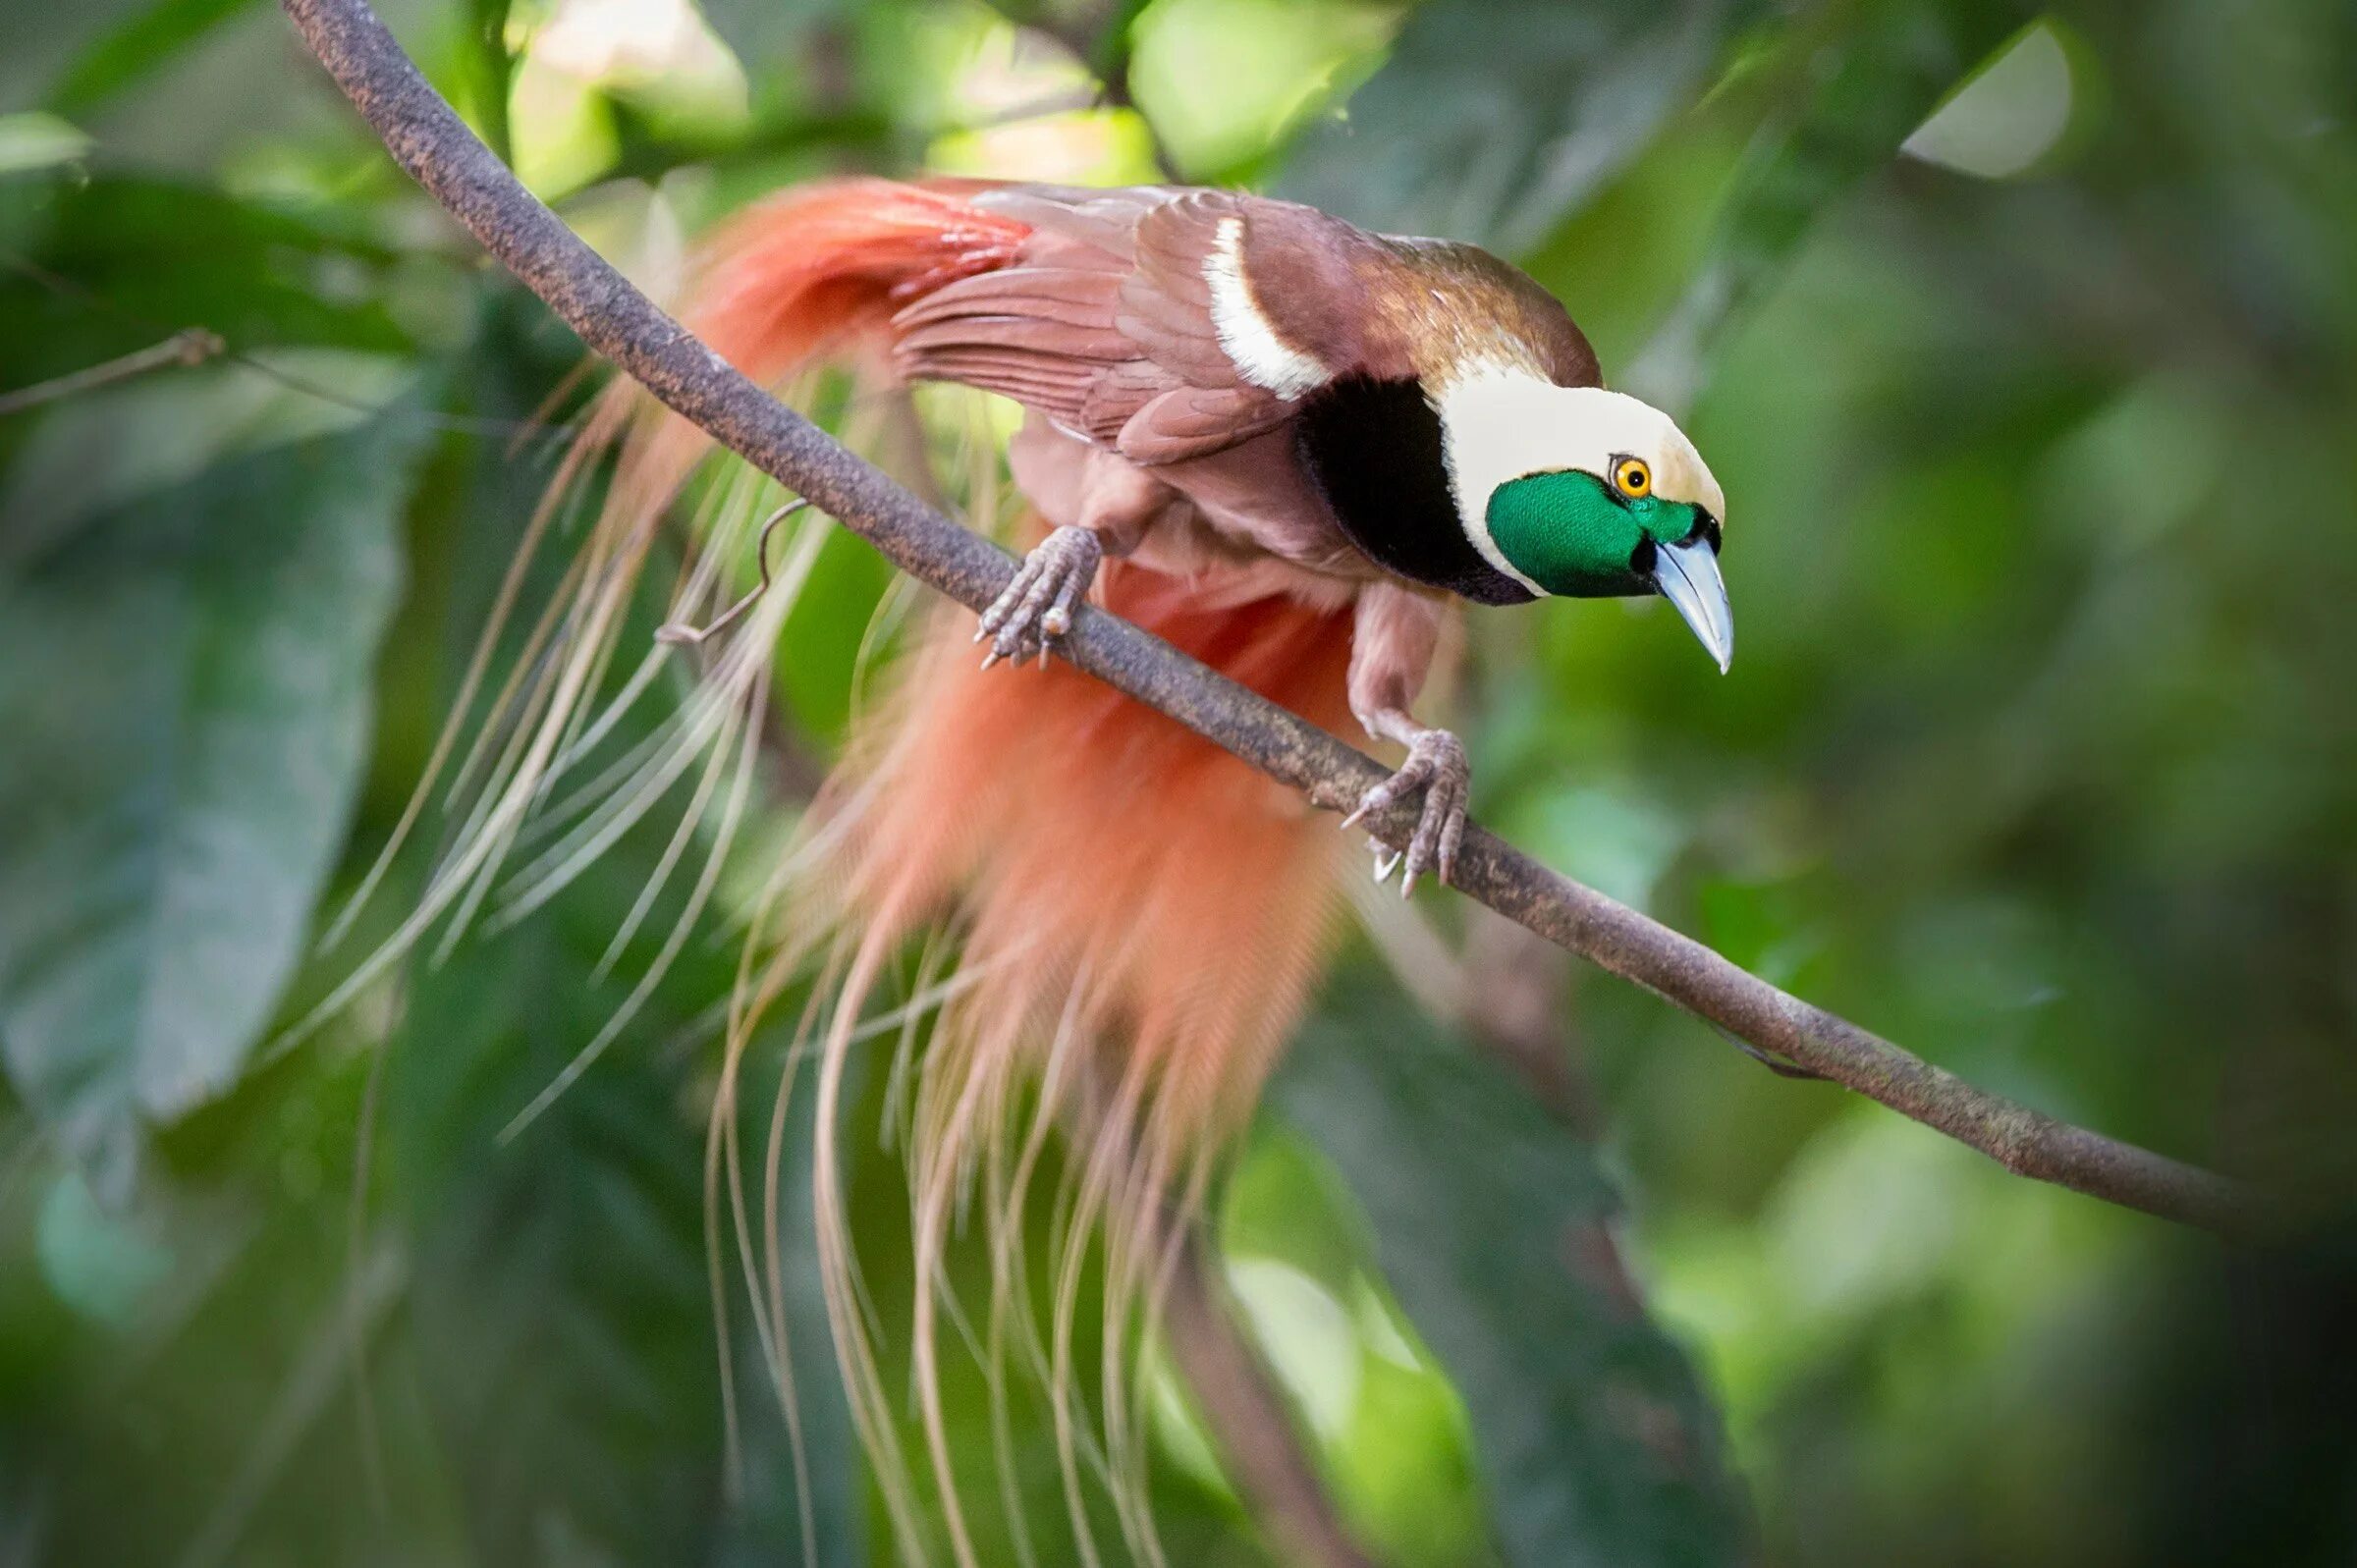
[[890, 185, 1436, 464]]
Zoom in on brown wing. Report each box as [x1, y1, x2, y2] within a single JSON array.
[[889, 183, 1598, 462], [889, 186, 1382, 465]]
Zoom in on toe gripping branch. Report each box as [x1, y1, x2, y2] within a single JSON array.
[[975, 524, 1104, 670], [1342, 727, 1469, 897]]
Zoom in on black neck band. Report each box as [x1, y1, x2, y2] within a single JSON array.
[[1293, 374, 1536, 607]]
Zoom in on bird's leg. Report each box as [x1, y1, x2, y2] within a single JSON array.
[[975, 524, 1102, 670], [1342, 583, 1464, 894], [974, 448, 1170, 671], [1343, 712, 1469, 895]]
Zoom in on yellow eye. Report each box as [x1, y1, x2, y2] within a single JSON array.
[[1613, 457, 1653, 499]]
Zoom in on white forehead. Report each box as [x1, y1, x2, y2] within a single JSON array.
[[1437, 370, 1726, 520]]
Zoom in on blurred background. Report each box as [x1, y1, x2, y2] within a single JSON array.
[[3, 0, 2355, 1564]]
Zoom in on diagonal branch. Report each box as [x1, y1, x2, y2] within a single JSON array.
[[1164, 1229, 1378, 1568], [277, 0, 2261, 1239]]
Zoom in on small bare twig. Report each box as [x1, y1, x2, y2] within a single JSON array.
[[656, 498, 809, 647], [0, 251, 571, 445], [0, 328, 222, 416], [276, 0, 2263, 1239]]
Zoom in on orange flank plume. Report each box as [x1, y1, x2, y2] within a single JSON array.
[[802, 563, 1353, 1567], [472, 178, 1362, 1566], [681, 177, 1030, 387], [840, 562, 1354, 1159], [581, 177, 1032, 531]]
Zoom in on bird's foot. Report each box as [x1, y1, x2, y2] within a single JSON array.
[[1342, 728, 1468, 896], [975, 525, 1102, 670]]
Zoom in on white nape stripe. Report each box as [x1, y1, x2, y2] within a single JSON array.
[[1203, 217, 1330, 401], [1435, 364, 1567, 595]]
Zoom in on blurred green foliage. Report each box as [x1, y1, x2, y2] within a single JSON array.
[[3, 1, 2355, 1565]]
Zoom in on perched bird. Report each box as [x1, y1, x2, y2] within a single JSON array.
[[937, 180, 1732, 887], [442, 176, 1731, 1564]]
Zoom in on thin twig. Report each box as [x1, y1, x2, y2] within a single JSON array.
[[0, 328, 222, 416], [275, 0, 2264, 1240], [656, 498, 809, 647], [1163, 1230, 1378, 1568], [0, 251, 571, 445]]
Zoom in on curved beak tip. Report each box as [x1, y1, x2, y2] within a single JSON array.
[[1652, 535, 1733, 675]]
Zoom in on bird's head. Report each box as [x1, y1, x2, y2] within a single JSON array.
[[1440, 374, 1732, 671]]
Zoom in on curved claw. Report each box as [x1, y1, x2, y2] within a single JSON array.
[[1342, 729, 1469, 895], [976, 525, 1102, 673]]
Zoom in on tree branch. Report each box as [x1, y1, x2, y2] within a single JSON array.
[[1163, 1230, 1378, 1568], [277, 0, 2262, 1239]]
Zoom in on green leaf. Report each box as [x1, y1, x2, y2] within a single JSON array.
[[43, 0, 261, 119], [1279, 0, 1762, 253], [698, 0, 855, 74], [0, 112, 93, 177], [1631, 0, 2031, 393], [0, 405, 424, 1186], [34, 1168, 173, 1328], [356, 318, 863, 1560], [0, 176, 412, 397], [1275, 968, 1745, 1568], [383, 829, 865, 1566], [0, 352, 418, 566]]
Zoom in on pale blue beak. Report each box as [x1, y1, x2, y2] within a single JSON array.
[[1653, 535, 1733, 673]]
